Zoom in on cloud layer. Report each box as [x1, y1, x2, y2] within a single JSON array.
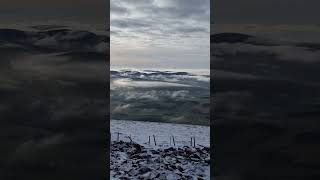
[[111, 0, 210, 69]]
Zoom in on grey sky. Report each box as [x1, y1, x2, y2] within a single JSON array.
[[0, 0, 108, 28], [111, 0, 210, 69], [213, 0, 320, 24], [212, 0, 320, 43]]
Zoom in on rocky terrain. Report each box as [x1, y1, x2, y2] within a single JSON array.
[[111, 141, 210, 180]]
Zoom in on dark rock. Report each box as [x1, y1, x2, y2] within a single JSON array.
[[138, 167, 151, 174], [150, 150, 160, 154], [191, 153, 201, 159], [111, 141, 210, 179], [177, 165, 184, 172], [164, 147, 175, 153]]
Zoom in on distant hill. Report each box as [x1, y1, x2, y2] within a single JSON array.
[[0, 28, 108, 52], [211, 33, 253, 43]]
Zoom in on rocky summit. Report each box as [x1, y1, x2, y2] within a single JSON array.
[[111, 141, 210, 180]]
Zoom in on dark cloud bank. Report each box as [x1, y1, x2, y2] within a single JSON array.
[[212, 23, 320, 180], [212, 0, 320, 178], [0, 25, 109, 179]]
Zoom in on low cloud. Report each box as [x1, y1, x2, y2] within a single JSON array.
[[111, 79, 191, 89], [112, 104, 131, 113], [212, 42, 320, 63], [113, 90, 190, 101]]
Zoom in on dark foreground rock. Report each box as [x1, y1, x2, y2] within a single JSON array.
[[111, 141, 210, 180]]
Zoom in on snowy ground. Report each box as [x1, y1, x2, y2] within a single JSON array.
[[111, 120, 210, 148], [110, 120, 211, 180]]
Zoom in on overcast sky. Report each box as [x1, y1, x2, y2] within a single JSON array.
[[111, 0, 210, 69], [212, 0, 320, 42], [0, 0, 108, 29], [213, 0, 320, 24]]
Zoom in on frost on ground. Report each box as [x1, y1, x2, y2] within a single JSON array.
[[110, 119, 211, 179], [110, 141, 210, 180], [111, 120, 210, 148]]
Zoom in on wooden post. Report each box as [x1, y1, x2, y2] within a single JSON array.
[[193, 136, 196, 147], [117, 132, 120, 141], [172, 136, 176, 146], [153, 135, 157, 146], [148, 136, 151, 145], [190, 137, 193, 146], [128, 135, 133, 143], [170, 136, 172, 146]]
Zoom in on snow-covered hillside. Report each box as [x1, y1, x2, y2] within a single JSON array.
[[110, 120, 210, 180], [111, 120, 210, 148]]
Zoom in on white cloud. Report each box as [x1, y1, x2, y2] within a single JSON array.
[[111, 78, 190, 88]]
